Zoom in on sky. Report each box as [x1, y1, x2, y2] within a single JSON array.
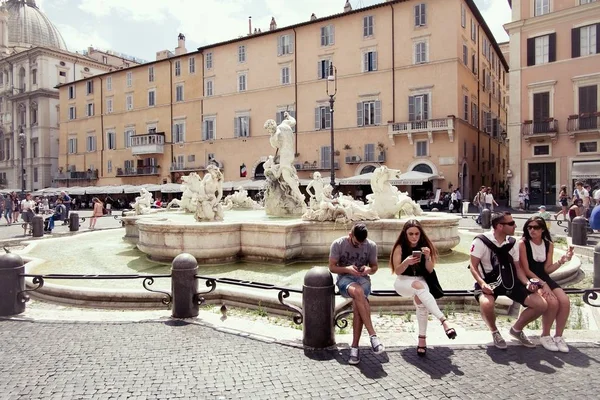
[[35, 0, 511, 62]]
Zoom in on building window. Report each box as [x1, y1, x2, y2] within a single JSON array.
[[33, 167, 38, 182], [189, 57, 196, 73], [106, 76, 112, 91], [321, 25, 335, 46], [68, 85, 75, 99], [535, 35, 549, 64], [238, 73, 247, 92], [125, 129, 134, 148], [579, 141, 598, 153], [148, 66, 154, 82], [174, 122, 185, 143], [357, 100, 381, 126], [534, 0, 550, 16], [107, 131, 116, 150], [238, 45, 246, 63], [203, 117, 216, 140], [414, 3, 426, 27], [580, 24, 598, 57], [86, 135, 96, 152], [461, 4, 466, 28], [364, 143, 375, 162], [107, 160, 112, 174], [409, 93, 429, 121], [234, 116, 250, 137], [126, 94, 133, 111], [463, 95, 469, 121], [415, 140, 428, 157], [174, 60, 181, 76], [533, 144, 550, 156], [414, 40, 428, 64], [68, 106, 76, 120], [281, 66, 290, 85], [86, 80, 93, 95], [463, 44, 468, 65], [205, 79, 213, 96], [32, 69, 37, 85], [320, 146, 331, 169], [363, 15, 374, 37], [580, 0, 598, 4], [527, 33, 556, 66], [126, 72, 132, 87], [533, 92, 550, 125], [86, 103, 94, 117], [68, 138, 77, 154], [106, 97, 113, 113], [471, 19, 477, 42], [30, 106, 38, 125], [59, 71, 67, 78], [148, 90, 156, 107], [314, 106, 331, 130], [206, 52, 213, 69], [176, 84, 184, 102], [278, 34, 294, 55], [363, 50, 378, 72], [317, 59, 332, 79]]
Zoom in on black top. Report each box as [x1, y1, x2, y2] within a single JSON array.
[[400, 245, 427, 277], [524, 239, 549, 277]]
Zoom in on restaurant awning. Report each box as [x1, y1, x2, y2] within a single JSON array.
[[339, 171, 437, 186], [160, 183, 183, 193], [572, 160, 600, 179]]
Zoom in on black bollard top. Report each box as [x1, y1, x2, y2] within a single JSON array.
[[572, 216, 587, 225], [304, 266, 333, 287], [171, 253, 198, 270], [0, 253, 24, 270], [595, 243, 600, 252]]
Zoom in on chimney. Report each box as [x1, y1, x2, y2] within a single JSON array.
[[248, 16, 252, 35], [310, 13, 317, 21], [344, 1, 352, 12], [270, 17, 277, 31], [175, 33, 187, 55]]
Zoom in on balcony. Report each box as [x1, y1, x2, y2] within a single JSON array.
[[521, 119, 558, 142], [130, 133, 165, 155], [388, 117, 455, 144], [567, 114, 599, 138], [345, 155, 362, 164], [170, 163, 209, 172], [55, 170, 99, 181], [294, 161, 340, 171], [116, 166, 159, 176]]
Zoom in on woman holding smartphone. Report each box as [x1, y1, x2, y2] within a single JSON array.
[[390, 220, 457, 356], [519, 216, 574, 352]]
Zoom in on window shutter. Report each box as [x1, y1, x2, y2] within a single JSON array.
[[572, 28, 580, 58], [414, 5, 419, 26], [277, 37, 282, 56], [409, 96, 415, 121], [549, 33, 556, 62], [234, 117, 239, 138], [527, 38, 535, 66], [315, 107, 320, 130], [372, 52, 378, 71], [421, 4, 426, 25], [317, 61, 322, 79], [330, 25, 335, 45], [357, 102, 364, 126], [202, 121, 207, 140], [597, 24, 600, 54], [363, 52, 368, 72], [374, 101, 381, 125], [423, 95, 429, 120], [325, 108, 331, 129], [246, 117, 250, 137]]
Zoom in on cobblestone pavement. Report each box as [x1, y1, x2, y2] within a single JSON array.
[[1, 319, 599, 400]]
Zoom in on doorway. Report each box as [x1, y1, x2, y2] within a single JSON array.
[[528, 162, 556, 206]]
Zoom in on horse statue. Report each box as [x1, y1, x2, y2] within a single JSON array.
[[166, 173, 203, 213]]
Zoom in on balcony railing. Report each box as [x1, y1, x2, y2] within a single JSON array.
[[295, 161, 340, 171], [170, 163, 208, 172], [521, 120, 558, 140], [130, 133, 165, 155], [388, 117, 455, 144], [567, 114, 599, 136], [116, 166, 159, 176], [55, 170, 99, 180]]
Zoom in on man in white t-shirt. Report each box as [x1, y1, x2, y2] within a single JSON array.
[[593, 187, 600, 206], [469, 212, 548, 349], [20, 193, 36, 236], [573, 181, 590, 211]]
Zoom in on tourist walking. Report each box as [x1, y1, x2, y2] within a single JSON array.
[[485, 187, 498, 211], [20, 193, 36, 236], [524, 187, 530, 210], [473, 186, 487, 224], [3, 193, 13, 225], [329, 223, 385, 365], [89, 197, 104, 230], [519, 216, 573, 352], [390, 219, 457, 356], [469, 212, 548, 349], [11, 192, 20, 224], [554, 185, 569, 221], [518, 189, 525, 210]]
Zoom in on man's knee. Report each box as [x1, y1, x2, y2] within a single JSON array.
[[478, 294, 496, 311], [348, 284, 366, 301]]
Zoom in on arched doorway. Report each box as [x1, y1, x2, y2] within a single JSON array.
[[412, 163, 434, 201], [360, 165, 376, 174], [254, 162, 265, 179]]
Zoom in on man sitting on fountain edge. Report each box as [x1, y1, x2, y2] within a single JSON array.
[[329, 223, 385, 365]]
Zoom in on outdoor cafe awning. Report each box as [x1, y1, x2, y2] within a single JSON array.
[[572, 160, 600, 180], [338, 171, 437, 186]]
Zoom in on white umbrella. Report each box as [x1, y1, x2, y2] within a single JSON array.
[[161, 183, 183, 193]]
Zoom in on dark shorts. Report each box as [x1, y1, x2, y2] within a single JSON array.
[[473, 282, 531, 307], [560, 199, 568, 207]]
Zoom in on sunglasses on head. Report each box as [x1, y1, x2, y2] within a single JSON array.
[[499, 221, 516, 226], [527, 225, 543, 231]]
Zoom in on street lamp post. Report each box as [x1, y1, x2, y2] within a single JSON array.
[[18, 126, 25, 194], [326, 63, 337, 191]]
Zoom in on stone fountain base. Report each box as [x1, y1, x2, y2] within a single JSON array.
[[126, 211, 461, 263]]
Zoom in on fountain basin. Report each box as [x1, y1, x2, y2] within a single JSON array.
[[130, 210, 462, 263]]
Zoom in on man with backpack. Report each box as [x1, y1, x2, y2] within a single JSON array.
[[469, 212, 548, 349], [473, 186, 487, 224]]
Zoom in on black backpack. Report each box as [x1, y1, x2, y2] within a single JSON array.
[[475, 234, 517, 291]]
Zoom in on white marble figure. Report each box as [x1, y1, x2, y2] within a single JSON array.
[[302, 185, 379, 223], [366, 166, 423, 218], [166, 173, 203, 213], [263, 112, 306, 216], [129, 188, 154, 215], [222, 186, 262, 210], [194, 164, 225, 221], [306, 171, 326, 211]]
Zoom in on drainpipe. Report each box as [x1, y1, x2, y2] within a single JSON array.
[[476, 24, 481, 181], [99, 76, 104, 180], [292, 28, 298, 153], [169, 59, 174, 183], [390, 2, 396, 122], [200, 52, 204, 171]]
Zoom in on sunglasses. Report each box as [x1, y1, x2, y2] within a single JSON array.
[[527, 225, 543, 231], [499, 221, 516, 227]]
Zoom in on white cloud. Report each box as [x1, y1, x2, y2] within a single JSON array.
[[475, 0, 511, 42], [55, 23, 112, 53]]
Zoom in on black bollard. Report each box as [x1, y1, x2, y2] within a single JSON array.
[[594, 243, 600, 288], [69, 213, 79, 232], [171, 253, 199, 318], [572, 216, 587, 246], [0, 253, 25, 317], [32, 215, 44, 238], [302, 267, 335, 349], [481, 208, 492, 229]]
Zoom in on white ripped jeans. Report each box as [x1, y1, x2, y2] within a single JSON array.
[[394, 275, 445, 336]]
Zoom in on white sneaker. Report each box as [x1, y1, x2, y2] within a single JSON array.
[[539, 335, 559, 352], [348, 347, 360, 365], [554, 336, 569, 353]]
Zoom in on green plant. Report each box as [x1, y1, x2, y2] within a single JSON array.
[[343, 144, 352, 150], [443, 302, 456, 318], [571, 308, 585, 330], [254, 302, 268, 317], [574, 297, 583, 307], [530, 318, 541, 330], [403, 312, 412, 323], [378, 307, 384, 318]]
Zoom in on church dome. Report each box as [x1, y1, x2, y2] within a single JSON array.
[[4, 0, 67, 51]]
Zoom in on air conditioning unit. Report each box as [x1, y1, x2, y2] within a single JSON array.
[[345, 156, 352, 163], [294, 163, 302, 169]]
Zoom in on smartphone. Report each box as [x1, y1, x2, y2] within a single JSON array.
[[412, 250, 422, 259]]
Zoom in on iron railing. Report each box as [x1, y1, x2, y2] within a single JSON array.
[[521, 120, 558, 136]]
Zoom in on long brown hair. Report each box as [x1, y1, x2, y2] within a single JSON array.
[[389, 219, 437, 273]]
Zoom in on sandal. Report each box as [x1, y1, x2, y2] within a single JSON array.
[[417, 335, 427, 356], [441, 319, 457, 340]]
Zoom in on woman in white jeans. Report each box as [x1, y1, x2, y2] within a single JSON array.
[[390, 219, 457, 356]]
